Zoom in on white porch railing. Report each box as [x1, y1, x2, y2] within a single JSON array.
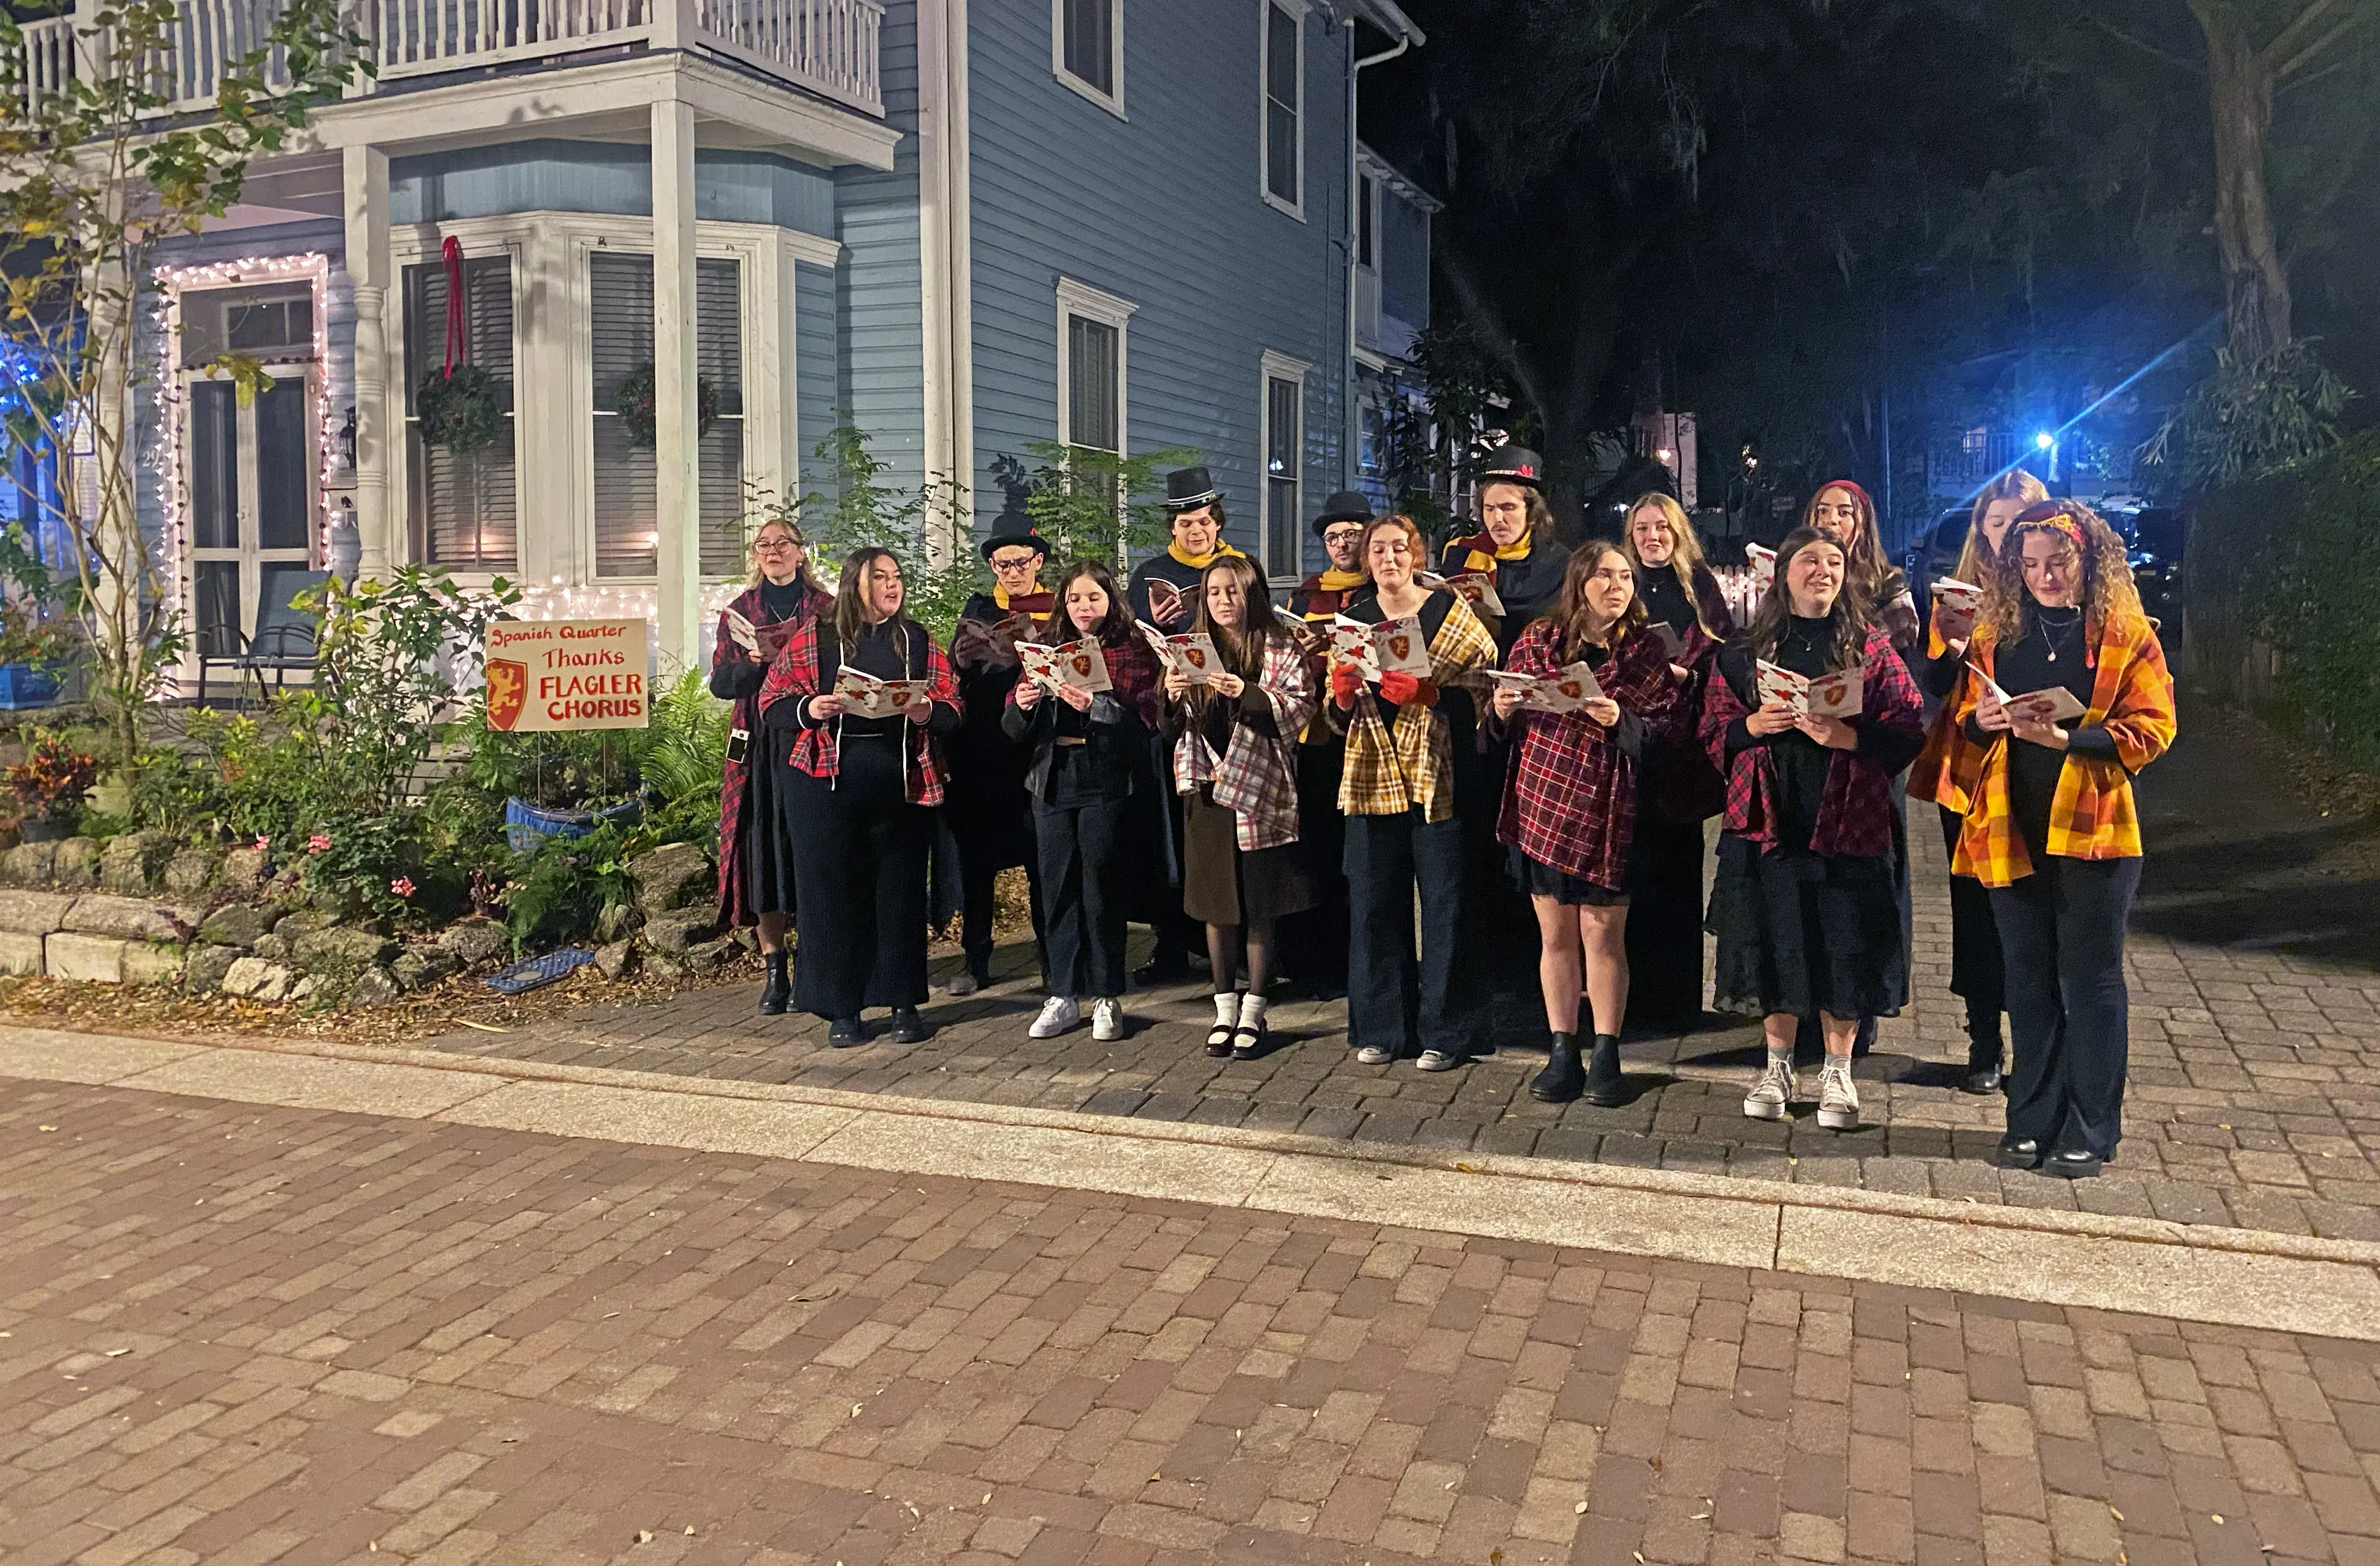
[[14, 0, 881, 122]]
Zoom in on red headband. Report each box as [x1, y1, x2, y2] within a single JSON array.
[[2011, 502, 2088, 549], [1814, 479, 1874, 519]]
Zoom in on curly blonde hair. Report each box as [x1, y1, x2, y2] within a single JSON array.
[[1978, 500, 2146, 646]]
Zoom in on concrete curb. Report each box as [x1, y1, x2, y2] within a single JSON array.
[[5, 1021, 2376, 1340]]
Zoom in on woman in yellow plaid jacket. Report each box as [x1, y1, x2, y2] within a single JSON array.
[[1949, 501, 2176, 1180]]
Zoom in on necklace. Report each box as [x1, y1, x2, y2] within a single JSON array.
[[2038, 610, 2082, 663]]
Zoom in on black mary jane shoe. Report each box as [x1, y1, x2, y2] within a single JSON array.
[[1230, 1020, 1266, 1061], [889, 1006, 929, 1044], [1993, 1134, 2043, 1171], [2045, 1146, 2103, 1180], [828, 1016, 868, 1048]]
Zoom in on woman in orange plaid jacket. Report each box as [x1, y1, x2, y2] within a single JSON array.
[[1949, 501, 2176, 1179]]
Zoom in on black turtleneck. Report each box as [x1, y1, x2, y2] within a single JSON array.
[[1637, 567, 1696, 637], [759, 576, 808, 620]]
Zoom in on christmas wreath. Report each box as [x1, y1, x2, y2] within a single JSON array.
[[415, 362, 504, 453], [612, 363, 722, 450]]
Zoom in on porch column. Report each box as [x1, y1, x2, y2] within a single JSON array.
[[651, 96, 701, 672], [342, 144, 393, 582]]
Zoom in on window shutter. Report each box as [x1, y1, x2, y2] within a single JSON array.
[[1067, 316, 1119, 452], [591, 252, 746, 580], [403, 254, 516, 570]]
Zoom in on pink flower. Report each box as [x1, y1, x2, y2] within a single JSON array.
[[390, 877, 416, 898], [306, 833, 331, 853], [252, 834, 270, 851]]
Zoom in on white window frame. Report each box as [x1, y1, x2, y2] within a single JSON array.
[[1055, 276, 1136, 455], [1259, 0, 1306, 220], [1051, 0, 1124, 118], [388, 211, 838, 589], [1259, 348, 1309, 583]]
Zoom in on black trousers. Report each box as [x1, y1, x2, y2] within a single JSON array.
[[1345, 809, 1490, 1061], [1990, 855, 2142, 1159], [1939, 803, 2006, 1044], [1035, 795, 1131, 1000], [1625, 815, 1709, 1028], [782, 743, 932, 1019], [1278, 743, 1349, 995], [957, 810, 1044, 979]]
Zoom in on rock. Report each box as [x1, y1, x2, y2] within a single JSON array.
[[439, 921, 510, 967], [593, 902, 643, 945], [291, 927, 398, 974], [216, 846, 269, 891], [391, 947, 461, 991], [289, 975, 320, 1003], [46, 932, 126, 983], [123, 943, 186, 987], [346, 966, 404, 1006], [197, 903, 276, 949], [730, 926, 759, 952], [264, 865, 305, 906], [183, 944, 240, 995], [162, 848, 218, 897], [627, 842, 713, 916], [2, 841, 55, 885], [0, 889, 77, 935], [0, 931, 42, 976], [251, 931, 290, 962], [641, 907, 716, 955], [50, 839, 98, 888], [220, 956, 295, 1002], [593, 939, 638, 981], [99, 831, 172, 894], [682, 937, 736, 974], [274, 909, 341, 939], [642, 952, 688, 985], [63, 895, 204, 943]]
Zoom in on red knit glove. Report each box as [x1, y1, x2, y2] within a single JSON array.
[[1329, 661, 1364, 711], [1377, 671, 1437, 707]]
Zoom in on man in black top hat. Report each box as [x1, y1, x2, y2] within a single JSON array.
[[1288, 489, 1375, 622], [1277, 489, 1377, 1001], [944, 528, 1055, 994], [1123, 467, 1244, 983]]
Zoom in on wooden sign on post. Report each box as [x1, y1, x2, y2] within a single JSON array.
[[485, 619, 650, 731]]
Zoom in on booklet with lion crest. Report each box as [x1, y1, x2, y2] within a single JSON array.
[[1017, 639, 1114, 695], [1975, 669, 2087, 726], [1487, 662, 1605, 715], [1417, 570, 1506, 617], [1329, 613, 1433, 681], [1744, 542, 1778, 596], [1928, 577, 1985, 641], [1136, 621, 1221, 684], [832, 665, 933, 720], [1754, 659, 1864, 718]]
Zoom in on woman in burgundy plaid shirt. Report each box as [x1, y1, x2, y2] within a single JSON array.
[[1490, 542, 1688, 1106]]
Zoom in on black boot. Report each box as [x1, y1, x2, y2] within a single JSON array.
[[757, 951, 790, 1015], [1961, 1005, 2004, 1094], [1530, 1033, 1585, 1103], [1581, 1034, 1626, 1107]]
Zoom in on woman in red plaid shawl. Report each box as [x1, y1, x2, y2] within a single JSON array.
[[1700, 527, 1925, 1133], [1166, 555, 1319, 1060], [709, 517, 831, 1016], [1491, 541, 1685, 1106], [757, 547, 962, 1048], [1002, 560, 1166, 1047]]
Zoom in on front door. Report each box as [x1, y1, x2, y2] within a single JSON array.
[[187, 366, 315, 658]]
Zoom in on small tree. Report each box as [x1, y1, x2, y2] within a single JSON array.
[[1009, 440, 1192, 567], [797, 426, 978, 639], [0, 0, 370, 774]]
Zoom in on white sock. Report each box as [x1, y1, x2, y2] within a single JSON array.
[[1214, 992, 1239, 1026], [1238, 992, 1270, 1029], [1768, 1044, 1793, 1065]]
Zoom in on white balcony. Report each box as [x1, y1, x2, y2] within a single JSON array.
[[15, 0, 882, 123]]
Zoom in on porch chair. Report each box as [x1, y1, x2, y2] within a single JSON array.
[[195, 567, 331, 708]]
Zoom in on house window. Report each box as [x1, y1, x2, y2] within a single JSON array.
[[1056, 277, 1135, 457], [1261, 1, 1302, 215], [1358, 400, 1384, 476], [403, 253, 515, 571], [1055, 0, 1122, 112], [588, 251, 746, 580], [1260, 351, 1307, 580], [1357, 173, 1376, 268]]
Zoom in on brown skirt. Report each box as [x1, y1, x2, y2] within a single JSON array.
[[1182, 790, 1318, 924]]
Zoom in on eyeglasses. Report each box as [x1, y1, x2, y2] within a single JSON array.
[[989, 555, 1041, 572], [755, 537, 802, 552], [1323, 527, 1366, 545]]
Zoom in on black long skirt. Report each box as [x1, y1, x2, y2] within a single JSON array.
[[1709, 833, 1907, 1021], [780, 740, 932, 1018], [1623, 815, 1708, 1026], [731, 752, 796, 921]]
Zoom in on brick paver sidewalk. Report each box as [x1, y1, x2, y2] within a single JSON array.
[[403, 711, 2380, 1242], [8, 1078, 2380, 1566]]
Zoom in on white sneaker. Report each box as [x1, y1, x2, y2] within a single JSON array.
[[1091, 998, 1124, 1042], [1817, 1061, 1861, 1130], [1029, 996, 1080, 1039], [1743, 1055, 1794, 1120]]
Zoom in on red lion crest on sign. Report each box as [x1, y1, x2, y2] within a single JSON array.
[[486, 659, 527, 731]]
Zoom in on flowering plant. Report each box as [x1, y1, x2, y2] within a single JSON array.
[[2, 730, 100, 825]]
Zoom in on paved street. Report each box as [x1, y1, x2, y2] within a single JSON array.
[[405, 707, 2380, 1241], [7, 1078, 2380, 1566]]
